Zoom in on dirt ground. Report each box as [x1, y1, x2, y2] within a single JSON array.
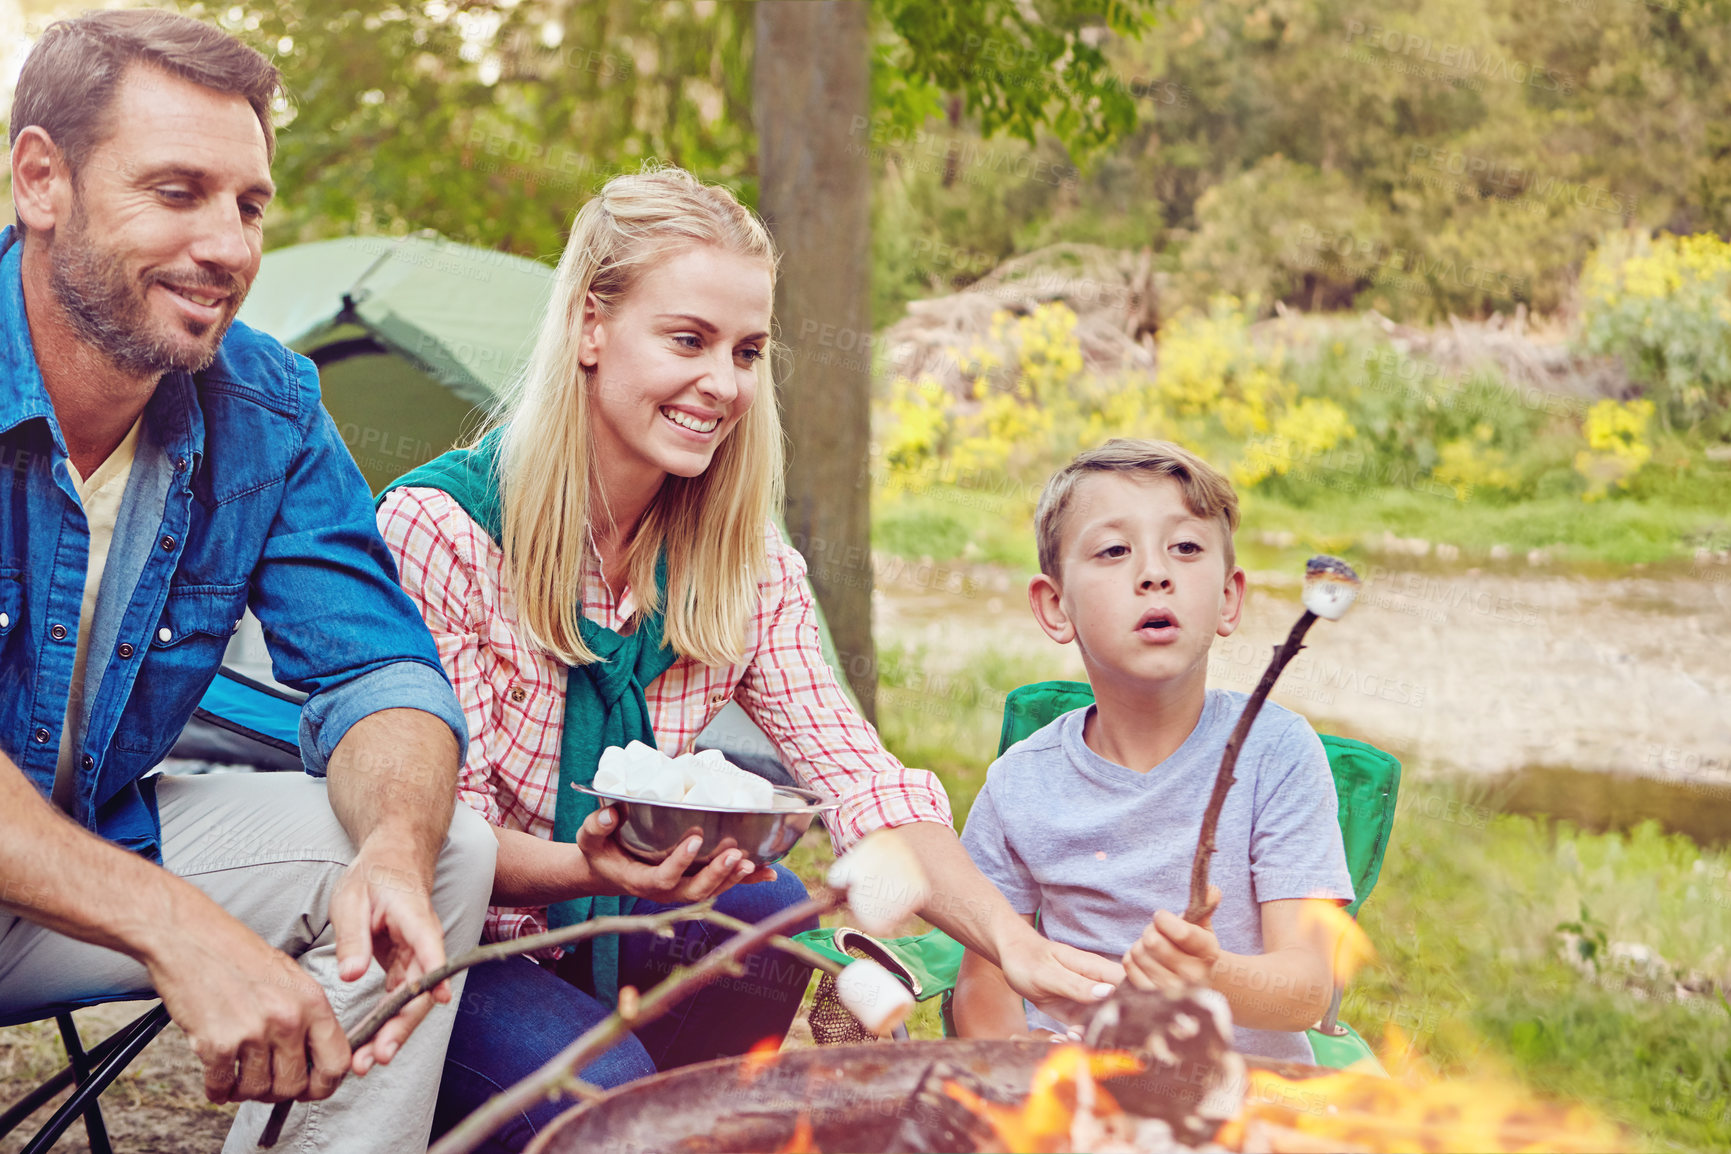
[[874, 556, 1731, 787], [0, 1004, 234, 1152], [6, 558, 1728, 1150]]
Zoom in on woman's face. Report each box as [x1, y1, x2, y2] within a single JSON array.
[[581, 244, 773, 493]]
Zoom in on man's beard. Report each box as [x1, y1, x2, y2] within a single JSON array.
[[48, 200, 247, 378]]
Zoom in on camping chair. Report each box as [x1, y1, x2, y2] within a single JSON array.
[[0, 996, 171, 1153], [796, 679, 1402, 1071]]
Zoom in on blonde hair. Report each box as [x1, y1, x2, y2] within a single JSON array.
[[1035, 439, 1240, 579], [487, 166, 782, 667]]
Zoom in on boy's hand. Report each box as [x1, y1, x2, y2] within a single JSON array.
[[1123, 886, 1222, 993]]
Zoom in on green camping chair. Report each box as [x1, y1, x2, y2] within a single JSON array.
[[796, 680, 1401, 1071]]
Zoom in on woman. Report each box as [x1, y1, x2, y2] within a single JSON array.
[[378, 167, 1120, 1151]]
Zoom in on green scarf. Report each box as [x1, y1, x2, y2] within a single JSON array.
[[379, 430, 678, 1005]]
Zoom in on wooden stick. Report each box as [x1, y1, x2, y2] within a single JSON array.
[[699, 908, 844, 977], [428, 890, 840, 1154], [1185, 610, 1317, 924], [257, 902, 747, 1147]]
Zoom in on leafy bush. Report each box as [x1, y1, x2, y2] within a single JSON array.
[[1579, 231, 1731, 432], [873, 294, 1731, 569], [876, 301, 1585, 518]]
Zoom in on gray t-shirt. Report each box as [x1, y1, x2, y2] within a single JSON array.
[[960, 690, 1355, 1063]]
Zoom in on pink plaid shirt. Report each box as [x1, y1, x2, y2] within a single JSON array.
[[378, 486, 952, 945]]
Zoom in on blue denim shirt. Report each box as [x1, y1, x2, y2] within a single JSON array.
[[0, 226, 467, 860]]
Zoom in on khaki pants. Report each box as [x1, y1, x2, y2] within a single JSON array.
[[0, 771, 497, 1153]]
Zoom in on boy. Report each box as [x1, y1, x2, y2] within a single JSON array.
[[954, 439, 1355, 1063]]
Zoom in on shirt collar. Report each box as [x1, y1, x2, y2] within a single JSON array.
[[0, 226, 63, 448]]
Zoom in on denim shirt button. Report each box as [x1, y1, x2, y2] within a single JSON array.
[[81, 754, 94, 770], [159, 535, 176, 552], [0, 612, 8, 628], [32, 727, 49, 743], [118, 642, 135, 658], [50, 623, 67, 641], [175, 456, 187, 472], [158, 626, 173, 643]]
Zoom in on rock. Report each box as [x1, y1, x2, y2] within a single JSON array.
[[1489, 544, 1512, 561]]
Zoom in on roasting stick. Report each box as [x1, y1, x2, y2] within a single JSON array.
[[257, 905, 852, 1146], [257, 830, 927, 1149], [427, 831, 930, 1154], [256, 904, 861, 1146], [1184, 556, 1360, 925], [256, 905, 730, 1145]]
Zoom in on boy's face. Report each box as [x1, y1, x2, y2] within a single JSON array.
[[1029, 473, 1246, 693]]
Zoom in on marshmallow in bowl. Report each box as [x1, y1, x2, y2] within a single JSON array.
[[595, 741, 685, 801], [596, 742, 781, 810]]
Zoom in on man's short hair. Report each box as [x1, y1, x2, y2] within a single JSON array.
[[1035, 438, 1241, 579], [10, 9, 280, 220]]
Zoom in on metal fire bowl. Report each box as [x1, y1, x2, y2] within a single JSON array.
[[568, 783, 839, 870], [525, 1039, 1327, 1154]]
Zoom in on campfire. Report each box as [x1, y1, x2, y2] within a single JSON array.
[[523, 989, 1627, 1154]]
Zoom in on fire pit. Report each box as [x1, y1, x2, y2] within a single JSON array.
[[523, 1040, 1327, 1154]]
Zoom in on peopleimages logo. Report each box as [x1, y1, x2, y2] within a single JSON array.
[[1407, 146, 1639, 217], [1343, 21, 1573, 94]]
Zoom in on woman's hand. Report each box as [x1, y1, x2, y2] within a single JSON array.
[[575, 805, 775, 904]]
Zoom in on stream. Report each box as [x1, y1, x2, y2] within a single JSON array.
[[874, 556, 1731, 845]]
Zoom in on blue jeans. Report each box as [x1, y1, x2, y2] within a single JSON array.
[[432, 867, 818, 1152]]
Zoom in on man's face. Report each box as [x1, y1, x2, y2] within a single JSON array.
[[47, 64, 274, 377], [1035, 472, 1244, 691]]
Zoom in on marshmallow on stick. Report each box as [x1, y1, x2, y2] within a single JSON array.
[[827, 829, 932, 936], [1185, 555, 1359, 924]]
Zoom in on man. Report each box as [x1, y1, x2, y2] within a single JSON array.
[[0, 11, 495, 1151]]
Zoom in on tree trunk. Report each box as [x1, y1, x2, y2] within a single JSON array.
[[753, 1, 876, 721]]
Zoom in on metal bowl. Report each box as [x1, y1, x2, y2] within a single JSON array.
[[568, 782, 839, 869]]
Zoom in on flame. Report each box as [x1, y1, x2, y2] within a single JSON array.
[[944, 1044, 1144, 1153], [737, 1036, 782, 1085], [1213, 1025, 1626, 1153], [774, 1113, 818, 1154], [1223, 1067, 1625, 1153], [1297, 897, 1377, 985]]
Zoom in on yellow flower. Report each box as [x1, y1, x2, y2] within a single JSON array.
[[1573, 398, 1654, 499]]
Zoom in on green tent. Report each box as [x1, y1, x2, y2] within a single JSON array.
[[236, 233, 554, 492]]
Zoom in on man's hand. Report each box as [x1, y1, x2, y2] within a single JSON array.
[[0, 753, 353, 1105], [145, 908, 350, 1103], [1123, 886, 1222, 994], [325, 833, 454, 1076], [575, 805, 773, 904]]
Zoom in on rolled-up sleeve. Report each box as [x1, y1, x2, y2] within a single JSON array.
[[247, 355, 466, 774], [298, 660, 468, 776], [736, 531, 952, 851]]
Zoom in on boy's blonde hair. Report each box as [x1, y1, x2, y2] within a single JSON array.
[[1035, 439, 1240, 579], [485, 165, 783, 667]]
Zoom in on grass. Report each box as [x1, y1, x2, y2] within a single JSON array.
[[873, 486, 1040, 573], [872, 479, 1731, 573], [805, 650, 1731, 1153], [1239, 488, 1731, 569], [1346, 778, 1731, 1153]]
